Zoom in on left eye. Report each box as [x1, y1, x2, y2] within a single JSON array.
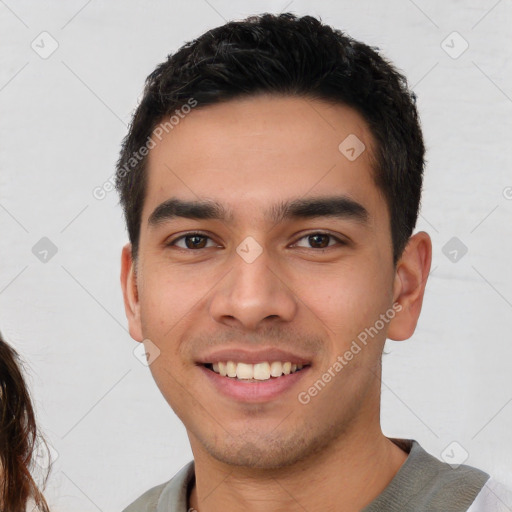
[[167, 232, 344, 250], [293, 232, 344, 249]]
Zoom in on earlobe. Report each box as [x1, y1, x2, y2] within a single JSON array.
[[387, 231, 432, 341], [120, 242, 144, 342]]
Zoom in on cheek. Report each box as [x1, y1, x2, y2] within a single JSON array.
[[295, 258, 392, 339], [138, 271, 191, 407], [140, 266, 206, 331], [138, 264, 221, 370]]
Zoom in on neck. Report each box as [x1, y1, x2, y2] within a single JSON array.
[[188, 429, 408, 512]]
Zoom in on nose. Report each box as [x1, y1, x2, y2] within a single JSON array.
[[208, 244, 298, 331]]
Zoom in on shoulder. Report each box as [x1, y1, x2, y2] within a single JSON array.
[[364, 438, 494, 512], [408, 440, 491, 509], [121, 481, 169, 512], [121, 460, 195, 512], [467, 476, 512, 512]]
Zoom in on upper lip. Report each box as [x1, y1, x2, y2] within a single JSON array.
[[196, 347, 313, 366]]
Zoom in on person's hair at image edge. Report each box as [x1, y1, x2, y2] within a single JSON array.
[[114, 12, 425, 267], [0, 330, 52, 512]]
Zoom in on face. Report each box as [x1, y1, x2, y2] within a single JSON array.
[[121, 94, 429, 469]]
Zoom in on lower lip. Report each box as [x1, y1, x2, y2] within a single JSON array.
[[198, 365, 310, 403]]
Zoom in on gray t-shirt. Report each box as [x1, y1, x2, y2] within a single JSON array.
[[122, 438, 507, 511]]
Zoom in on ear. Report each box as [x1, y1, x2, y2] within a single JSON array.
[[387, 231, 432, 341], [120, 242, 144, 342]]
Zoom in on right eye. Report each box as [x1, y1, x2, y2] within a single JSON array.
[[166, 232, 218, 250]]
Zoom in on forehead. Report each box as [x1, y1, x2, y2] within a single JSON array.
[[142, 94, 386, 229]]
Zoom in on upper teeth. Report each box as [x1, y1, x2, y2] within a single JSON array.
[[211, 361, 304, 380]]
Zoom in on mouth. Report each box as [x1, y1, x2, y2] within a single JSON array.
[[202, 361, 309, 382], [198, 359, 312, 402], [196, 347, 314, 402]]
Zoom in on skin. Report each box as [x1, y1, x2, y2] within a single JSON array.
[[120, 94, 432, 512]]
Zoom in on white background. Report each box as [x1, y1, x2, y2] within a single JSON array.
[[1, 0, 511, 510]]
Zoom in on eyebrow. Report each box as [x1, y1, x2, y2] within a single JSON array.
[[147, 195, 369, 228]]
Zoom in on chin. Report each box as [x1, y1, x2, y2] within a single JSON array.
[[199, 428, 330, 470]]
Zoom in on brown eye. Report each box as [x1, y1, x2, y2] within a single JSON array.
[[167, 232, 216, 250], [294, 232, 345, 249]]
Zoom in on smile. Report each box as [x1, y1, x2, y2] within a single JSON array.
[[204, 361, 307, 381], [199, 361, 311, 402]]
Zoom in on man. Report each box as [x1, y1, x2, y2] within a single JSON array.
[[116, 12, 510, 512]]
